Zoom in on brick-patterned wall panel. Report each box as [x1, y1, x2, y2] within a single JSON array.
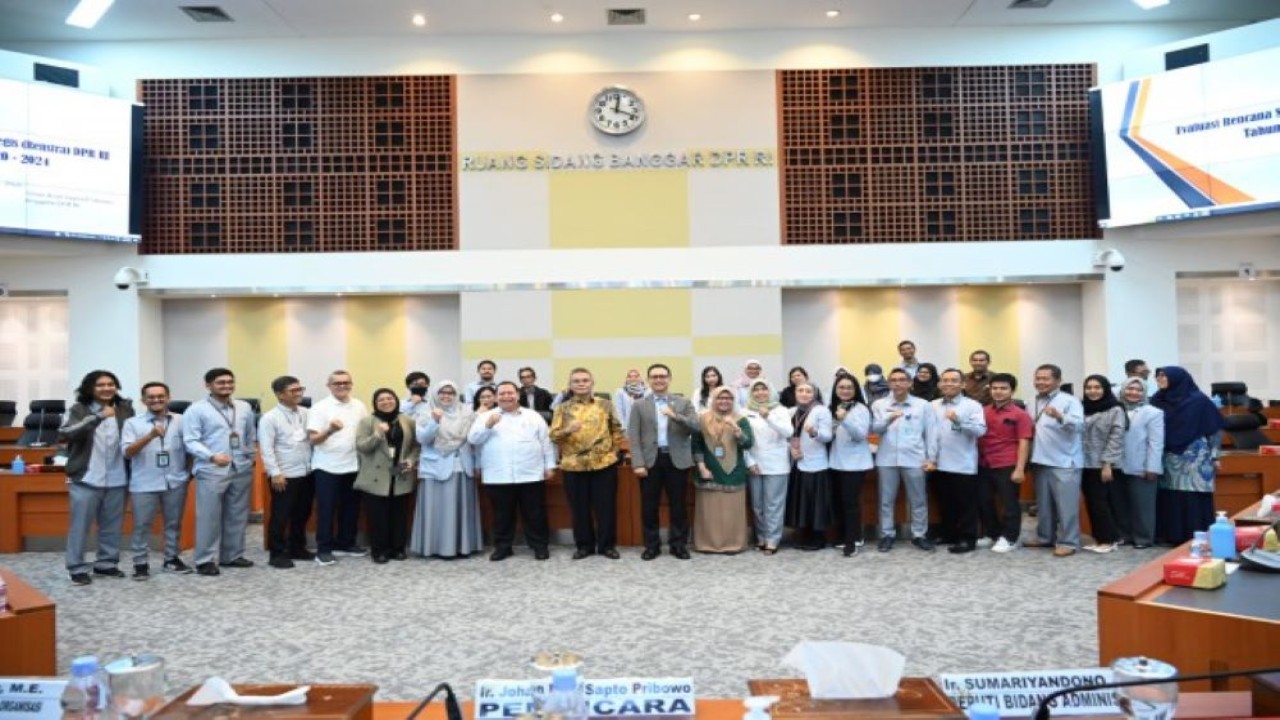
[[778, 65, 1100, 244], [139, 76, 456, 254]]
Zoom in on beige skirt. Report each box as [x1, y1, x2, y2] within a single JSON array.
[[693, 486, 749, 553]]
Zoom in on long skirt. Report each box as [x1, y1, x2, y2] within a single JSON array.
[[409, 471, 483, 558], [785, 468, 833, 531], [693, 486, 748, 553]]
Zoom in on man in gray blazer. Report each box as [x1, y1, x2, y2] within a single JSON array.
[[627, 363, 701, 560]]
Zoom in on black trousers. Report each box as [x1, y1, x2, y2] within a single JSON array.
[[362, 490, 411, 557], [563, 465, 619, 552], [830, 469, 866, 545], [1109, 469, 1134, 542], [267, 473, 314, 558], [978, 465, 1022, 543], [314, 469, 360, 553], [639, 452, 690, 552], [936, 470, 980, 545], [1082, 467, 1119, 544], [487, 481, 550, 551]]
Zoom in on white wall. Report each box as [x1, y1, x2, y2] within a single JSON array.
[[1178, 277, 1280, 400], [0, 297, 69, 416]]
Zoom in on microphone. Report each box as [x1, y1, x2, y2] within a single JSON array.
[[1032, 665, 1280, 720], [31, 406, 48, 447], [407, 682, 463, 720]]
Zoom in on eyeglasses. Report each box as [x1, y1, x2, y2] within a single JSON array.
[[649, 373, 670, 380], [438, 389, 457, 396], [287, 386, 305, 393], [329, 381, 353, 387]]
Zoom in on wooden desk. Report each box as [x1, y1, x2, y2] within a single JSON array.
[[1, 444, 60, 466], [1097, 499, 1280, 692], [0, 471, 197, 553], [0, 427, 21, 442], [0, 565, 57, 676]]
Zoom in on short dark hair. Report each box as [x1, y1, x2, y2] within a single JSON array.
[[940, 367, 965, 381], [1124, 359, 1146, 374], [204, 367, 234, 384], [495, 381, 519, 393], [569, 367, 592, 378], [473, 385, 500, 410], [405, 371, 429, 387], [141, 381, 170, 397], [888, 368, 912, 380], [970, 350, 990, 362], [1036, 364, 1062, 380], [271, 375, 300, 395], [898, 340, 915, 350], [75, 370, 122, 406], [647, 363, 671, 378], [518, 366, 536, 379], [477, 359, 497, 371], [989, 373, 1018, 392]]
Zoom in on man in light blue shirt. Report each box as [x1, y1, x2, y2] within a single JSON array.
[[871, 368, 939, 552], [930, 369, 987, 554], [463, 359, 498, 405], [894, 339, 924, 379], [122, 382, 192, 579], [182, 367, 257, 576], [1028, 363, 1085, 556]]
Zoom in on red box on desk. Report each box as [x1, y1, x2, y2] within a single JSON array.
[[1268, 419, 1280, 430], [1259, 445, 1280, 456], [1163, 557, 1226, 589], [1236, 525, 1267, 552]]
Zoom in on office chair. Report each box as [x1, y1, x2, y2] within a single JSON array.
[[168, 400, 192, 414], [239, 398, 262, 414], [17, 399, 67, 447], [0, 400, 16, 427], [1223, 412, 1270, 451], [300, 396, 312, 408]]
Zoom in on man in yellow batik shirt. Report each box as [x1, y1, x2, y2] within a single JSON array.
[[550, 367, 627, 560]]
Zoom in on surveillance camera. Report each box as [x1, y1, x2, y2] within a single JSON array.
[[1093, 248, 1126, 273], [112, 266, 149, 290]]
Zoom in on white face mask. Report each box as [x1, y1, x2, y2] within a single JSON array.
[[867, 374, 882, 382]]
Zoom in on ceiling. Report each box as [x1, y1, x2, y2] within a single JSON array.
[[0, 0, 1277, 42]]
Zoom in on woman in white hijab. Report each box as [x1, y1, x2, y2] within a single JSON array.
[[734, 359, 773, 407], [409, 380, 483, 559]]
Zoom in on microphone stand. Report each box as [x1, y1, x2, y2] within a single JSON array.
[[1032, 665, 1280, 720], [407, 682, 463, 720]]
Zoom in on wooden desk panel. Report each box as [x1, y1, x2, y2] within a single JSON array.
[[0, 565, 57, 676], [0, 427, 21, 442], [0, 472, 197, 553], [1, 444, 61, 466]]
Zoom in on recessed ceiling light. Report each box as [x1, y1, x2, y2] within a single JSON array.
[[550, 12, 565, 23], [411, 13, 426, 26], [688, 13, 702, 21], [65, 0, 115, 28], [825, 9, 841, 18], [1131, 0, 1169, 8]]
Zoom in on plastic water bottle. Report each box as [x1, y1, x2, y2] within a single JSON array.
[[542, 667, 588, 720], [60, 656, 104, 717], [1189, 531, 1208, 559], [967, 703, 1000, 720], [10, 455, 24, 474], [1209, 511, 1236, 560]]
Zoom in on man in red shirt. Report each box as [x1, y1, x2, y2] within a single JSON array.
[[977, 373, 1033, 553]]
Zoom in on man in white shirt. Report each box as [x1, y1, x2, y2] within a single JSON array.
[[463, 359, 498, 405], [305, 370, 369, 566], [121, 381, 191, 579], [467, 381, 557, 561], [930, 368, 988, 554], [870, 368, 939, 552], [259, 375, 314, 569]]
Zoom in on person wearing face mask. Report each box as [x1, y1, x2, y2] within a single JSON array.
[[60, 370, 135, 585], [355, 388, 421, 564], [613, 368, 650, 430], [863, 364, 891, 404], [692, 386, 754, 554], [1081, 374, 1127, 554], [402, 371, 433, 418], [122, 381, 193, 578], [411, 381, 483, 559], [743, 380, 792, 555], [1115, 377, 1164, 549], [1027, 364, 1086, 557], [784, 382, 834, 551], [828, 373, 873, 557], [871, 368, 940, 553], [930, 368, 988, 554], [628, 363, 701, 560]]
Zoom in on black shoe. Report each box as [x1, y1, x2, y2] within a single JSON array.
[[948, 542, 975, 554], [70, 572, 92, 586], [572, 549, 592, 560], [534, 548, 550, 560], [671, 547, 691, 560], [132, 564, 150, 581], [93, 567, 126, 579], [877, 536, 895, 553], [314, 552, 336, 566], [601, 548, 621, 560], [162, 557, 193, 574], [912, 537, 937, 553], [798, 543, 822, 552], [218, 557, 254, 568], [1133, 543, 1153, 550], [269, 556, 295, 569], [392, 551, 408, 561], [372, 554, 390, 564], [843, 544, 860, 557], [641, 548, 659, 561], [289, 549, 316, 561], [195, 562, 221, 577], [490, 547, 513, 562]]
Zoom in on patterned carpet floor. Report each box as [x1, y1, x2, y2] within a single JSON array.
[[1, 526, 1157, 701]]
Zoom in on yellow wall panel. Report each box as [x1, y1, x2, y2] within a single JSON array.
[[956, 286, 1021, 377], [552, 289, 691, 339], [549, 170, 689, 249], [344, 296, 408, 403], [837, 288, 903, 378], [462, 340, 554, 361], [551, 356, 694, 398], [226, 298, 288, 410]]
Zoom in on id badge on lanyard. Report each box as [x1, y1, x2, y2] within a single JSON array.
[[229, 432, 241, 449], [156, 451, 171, 468]]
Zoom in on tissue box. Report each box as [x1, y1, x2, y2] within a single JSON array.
[[1259, 445, 1280, 456], [1237, 525, 1267, 552], [1163, 557, 1227, 589]]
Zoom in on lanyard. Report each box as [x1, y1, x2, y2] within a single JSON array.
[[212, 398, 237, 431], [1034, 392, 1057, 423], [149, 414, 171, 444]]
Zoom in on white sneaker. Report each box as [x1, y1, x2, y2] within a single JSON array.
[[976, 537, 994, 549], [1089, 543, 1116, 554], [991, 537, 1013, 553], [855, 540, 865, 548]]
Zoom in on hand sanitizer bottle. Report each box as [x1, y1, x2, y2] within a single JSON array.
[[1209, 511, 1236, 560]]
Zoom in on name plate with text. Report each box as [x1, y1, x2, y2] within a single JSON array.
[[939, 669, 1117, 717], [475, 677, 696, 719], [0, 679, 68, 720]]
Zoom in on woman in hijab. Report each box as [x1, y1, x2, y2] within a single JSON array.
[[1150, 366, 1225, 544], [692, 385, 754, 553], [1116, 377, 1165, 549], [1081, 374, 1126, 553], [410, 381, 483, 560], [779, 366, 823, 408], [784, 382, 834, 550], [864, 363, 891, 404], [355, 388, 421, 564], [695, 365, 725, 412], [613, 368, 649, 429], [733, 359, 770, 407], [743, 380, 792, 554], [910, 363, 940, 401]]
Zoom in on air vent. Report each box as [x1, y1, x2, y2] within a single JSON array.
[[607, 8, 647, 25], [1008, 0, 1053, 7], [180, 5, 234, 22]]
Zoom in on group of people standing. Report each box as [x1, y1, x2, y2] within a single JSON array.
[[56, 347, 1227, 583]]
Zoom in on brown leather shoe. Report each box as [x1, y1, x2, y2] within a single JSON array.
[[1053, 546, 1077, 557]]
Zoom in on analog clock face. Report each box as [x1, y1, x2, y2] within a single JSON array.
[[590, 87, 646, 135]]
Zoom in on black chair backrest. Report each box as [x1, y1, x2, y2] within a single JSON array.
[[29, 399, 66, 413], [300, 396, 312, 408], [17, 405, 64, 447], [168, 400, 191, 414], [0, 400, 16, 427], [1223, 412, 1270, 451], [1211, 381, 1248, 398], [239, 398, 262, 414]]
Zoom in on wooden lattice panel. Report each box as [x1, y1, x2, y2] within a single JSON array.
[[139, 76, 456, 254], [779, 65, 1100, 244]]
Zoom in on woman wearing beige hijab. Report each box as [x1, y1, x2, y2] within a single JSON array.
[[409, 381, 483, 559], [691, 386, 755, 553]]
